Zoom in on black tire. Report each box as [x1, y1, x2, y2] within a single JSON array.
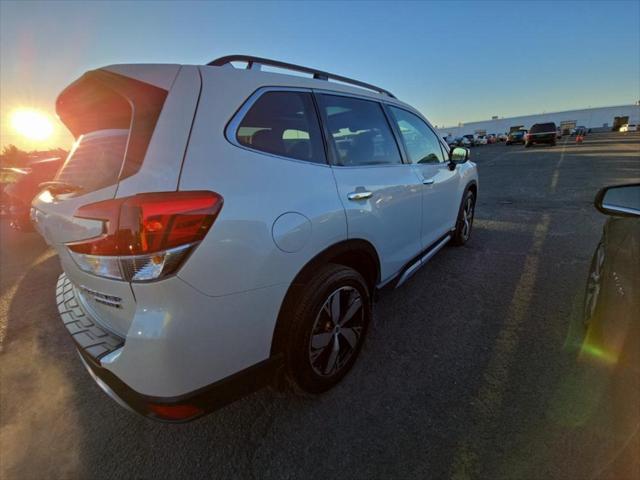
[[506, 141, 511, 145], [551, 141, 556, 147], [283, 264, 371, 394], [583, 242, 605, 328], [451, 188, 476, 246], [525, 142, 531, 148]]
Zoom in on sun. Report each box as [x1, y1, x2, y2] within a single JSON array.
[[10, 108, 54, 141]]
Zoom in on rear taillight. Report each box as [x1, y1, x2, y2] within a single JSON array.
[[148, 403, 203, 421], [66, 191, 223, 282]]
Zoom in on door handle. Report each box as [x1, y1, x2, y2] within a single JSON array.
[[423, 177, 435, 185], [348, 191, 373, 201]]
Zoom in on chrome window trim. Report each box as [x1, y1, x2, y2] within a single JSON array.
[[225, 86, 330, 167]]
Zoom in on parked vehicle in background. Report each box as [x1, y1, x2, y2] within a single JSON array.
[[583, 184, 639, 362], [620, 123, 638, 132], [498, 133, 508, 142], [525, 122, 557, 147], [463, 134, 476, 146], [487, 134, 497, 144], [1, 157, 63, 230], [31, 55, 479, 422], [476, 135, 488, 145], [0, 167, 26, 216], [571, 125, 587, 136], [556, 127, 563, 139], [506, 130, 527, 145], [455, 136, 471, 147], [444, 135, 457, 147]]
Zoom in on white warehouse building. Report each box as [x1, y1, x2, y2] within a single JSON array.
[[436, 104, 640, 138]]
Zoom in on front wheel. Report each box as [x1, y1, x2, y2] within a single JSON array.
[[451, 189, 476, 246], [284, 264, 371, 394]]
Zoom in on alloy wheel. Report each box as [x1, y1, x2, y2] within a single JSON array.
[[461, 195, 475, 240], [308, 286, 365, 377], [584, 243, 605, 325]]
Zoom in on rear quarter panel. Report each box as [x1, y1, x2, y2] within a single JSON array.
[[176, 68, 347, 297]]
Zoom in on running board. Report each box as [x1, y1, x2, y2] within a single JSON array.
[[395, 235, 451, 288]]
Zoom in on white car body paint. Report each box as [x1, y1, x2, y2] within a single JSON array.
[[32, 60, 479, 404]]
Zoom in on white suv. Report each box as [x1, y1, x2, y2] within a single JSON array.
[[32, 56, 478, 421]]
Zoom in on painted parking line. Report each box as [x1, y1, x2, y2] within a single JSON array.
[[451, 213, 551, 480], [549, 138, 569, 193], [474, 218, 534, 233]]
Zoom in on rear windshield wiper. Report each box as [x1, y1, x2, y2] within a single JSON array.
[[39, 181, 84, 195]]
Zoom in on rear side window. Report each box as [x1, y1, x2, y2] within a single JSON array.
[[530, 122, 556, 133], [55, 130, 128, 192], [236, 91, 326, 164], [317, 94, 401, 166], [388, 107, 445, 164]]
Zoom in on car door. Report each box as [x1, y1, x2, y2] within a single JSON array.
[[315, 93, 423, 284], [386, 106, 460, 249]]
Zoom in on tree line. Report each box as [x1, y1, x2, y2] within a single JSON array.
[[1, 145, 68, 168]]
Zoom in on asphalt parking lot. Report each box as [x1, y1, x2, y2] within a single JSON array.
[[1, 131, 639, 480]]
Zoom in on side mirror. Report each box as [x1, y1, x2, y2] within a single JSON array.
[[450, 146, 469, 166], [595, 184, 640, 217], [448, 147, 469, 170]]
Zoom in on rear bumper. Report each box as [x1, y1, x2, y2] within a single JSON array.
[[77, 344, 282, 422], [56, 273, 287, 421], [527, 134, 556, 143]]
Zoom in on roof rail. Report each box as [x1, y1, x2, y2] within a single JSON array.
[[207, 55, 396, 99]]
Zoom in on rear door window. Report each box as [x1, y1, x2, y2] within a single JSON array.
[[54, 129, 129, 192], [317, 94, 401, 166], [236, 91, 326, 164]]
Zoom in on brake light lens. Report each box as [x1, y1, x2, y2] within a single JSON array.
[[148, 403, 203, 421], [66, 191, 223, 282]]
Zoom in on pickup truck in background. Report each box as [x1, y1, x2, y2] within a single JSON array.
[[525, 122, 557, 147]]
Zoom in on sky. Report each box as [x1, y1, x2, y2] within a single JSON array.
[[1, 0, 639, 151]]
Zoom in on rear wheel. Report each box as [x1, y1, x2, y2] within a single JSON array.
[[284, 264, 371, 394], [525, 142, 531, 148], [583, 242, 605, 327], [452, 189, 476, 246]]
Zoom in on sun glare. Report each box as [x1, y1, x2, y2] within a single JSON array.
[[10, 108, 54, 141]]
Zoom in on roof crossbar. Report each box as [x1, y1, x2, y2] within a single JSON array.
[[208, 55, 395, 98]]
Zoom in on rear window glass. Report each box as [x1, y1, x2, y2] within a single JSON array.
[[54, 130, 128, 192], [530, 123, 556, 133], [236, 91, 326, 164]]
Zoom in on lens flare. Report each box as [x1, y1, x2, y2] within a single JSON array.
[[10, 109, 54, 141]]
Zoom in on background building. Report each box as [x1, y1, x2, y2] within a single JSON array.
[[437, 104, 640, 137]]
